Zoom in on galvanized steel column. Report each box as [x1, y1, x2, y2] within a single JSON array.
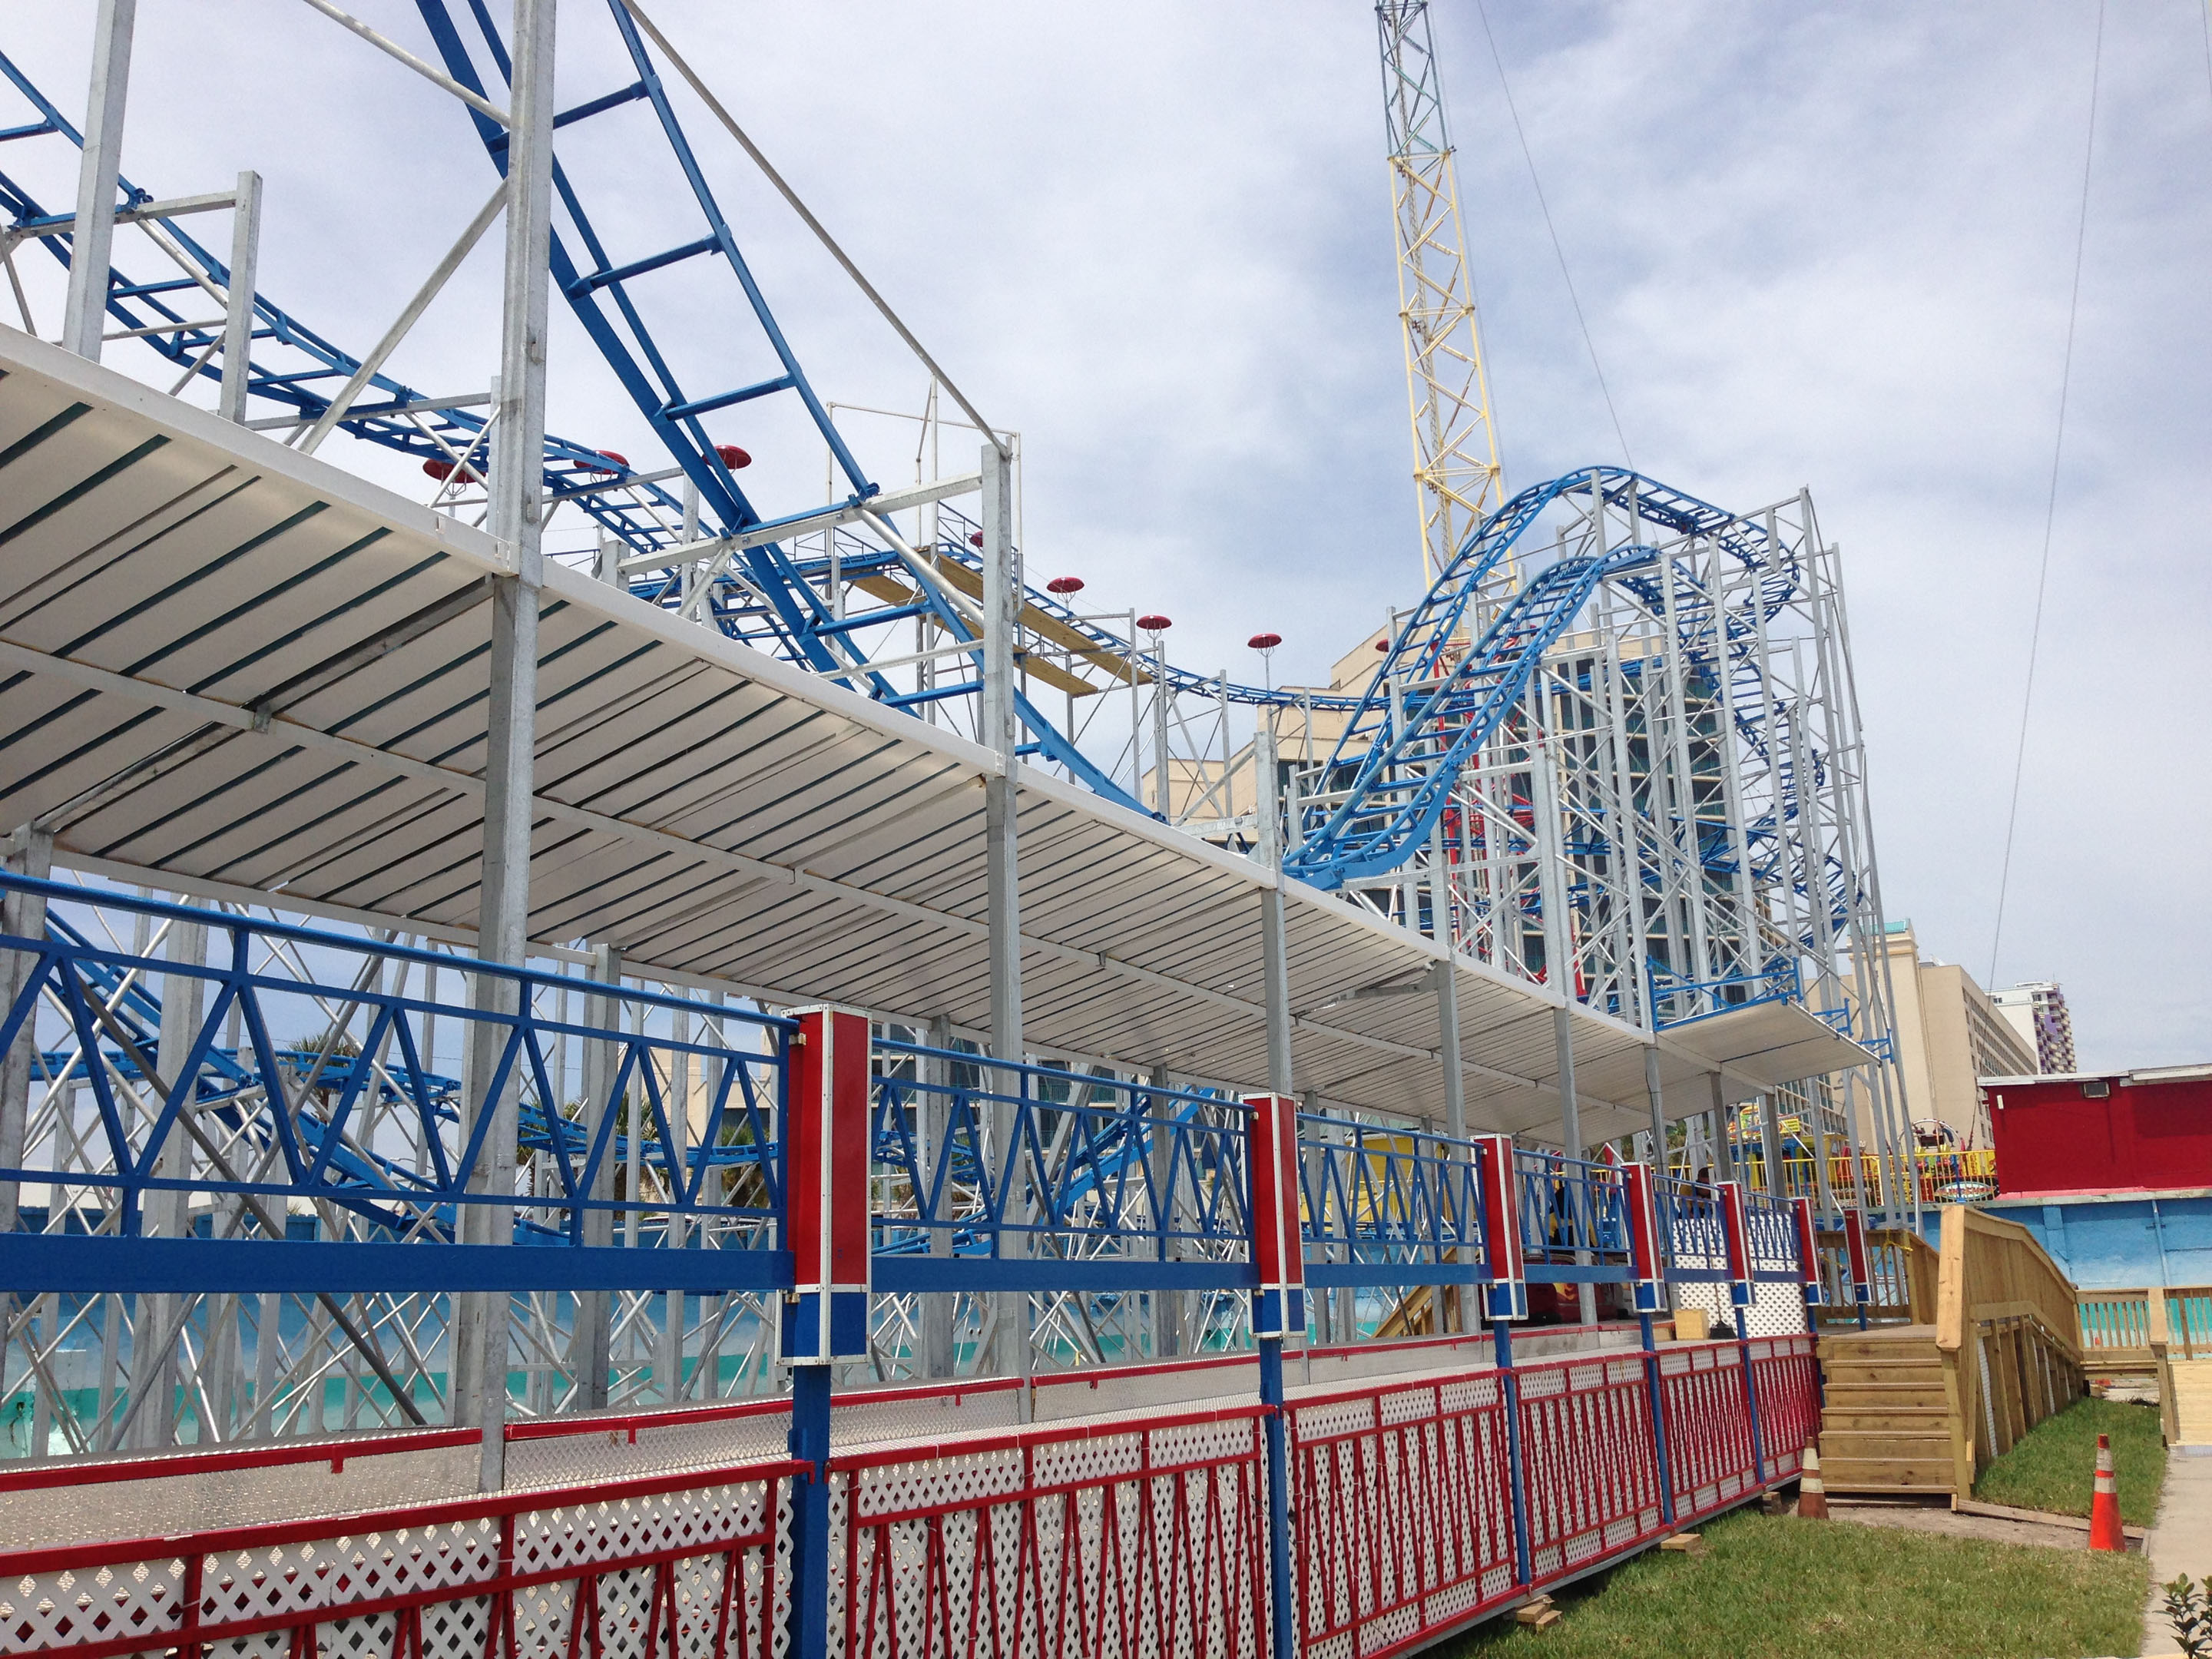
[[576, 943, 621, 1409], [455, 0, 556, 1494], [979, 438, 1029, 1397], [126, 913, 205, 1449], [217, 171, 262, 422], [922, 1015, 955, 1378], [61, 0, 134, 361], [0, 827, 52, 1240]]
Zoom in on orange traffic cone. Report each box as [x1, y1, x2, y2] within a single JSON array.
[[1798, 1442, 1829, 1519], [2088, 1432, 2124, 1551]]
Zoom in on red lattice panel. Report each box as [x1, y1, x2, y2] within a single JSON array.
[[1516, 1355, 1666, 1584], [1657, 1345, 1757, 1522], [1287, 1374, 1515, 1659], [1747, 1336, 1820, 1480], [833, 1410, 1269, 1659]]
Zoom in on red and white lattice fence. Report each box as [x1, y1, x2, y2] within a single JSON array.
[[832, 1406, 1270, 1659], [0, 1461, 798, 1659], [1, 1336, 1819, 1659]]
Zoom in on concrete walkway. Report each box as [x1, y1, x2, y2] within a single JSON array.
[[2141, 1448, 2212, 1655]]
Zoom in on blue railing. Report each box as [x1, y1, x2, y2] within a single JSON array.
[[1647, 958, 1801, 1029], [1514, 1148, 1631, 1270], [869, 1041, 1251, 1287], [1297, 1116, 1488, 1285], [1, 874, 1835, 1310], [0, 875, 790, 1290]]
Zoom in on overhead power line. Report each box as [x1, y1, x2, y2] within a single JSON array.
[[1989, 0, 2105, 988], [1472, 0, 1634, 469]]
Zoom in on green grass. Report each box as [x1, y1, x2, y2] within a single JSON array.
[[1442, 1507, 2147, 1659], [1973, 1396, 2166, 1528]]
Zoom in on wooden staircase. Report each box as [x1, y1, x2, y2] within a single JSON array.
[[1815, 1324, 1957, 1495]]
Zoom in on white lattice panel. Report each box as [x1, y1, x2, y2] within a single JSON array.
[[205, 1521, 502, 1628], [1437, 1374, 1501, 1414], [1669, 1276, 1807, 1339], [1289, 1397, 1379, 1442], [2, 1555, 188, 1655]]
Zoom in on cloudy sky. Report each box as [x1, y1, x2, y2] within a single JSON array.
[[5, 2, 2207, 1070]]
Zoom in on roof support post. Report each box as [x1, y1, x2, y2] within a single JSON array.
[[1707, 1070, 1737, 1187], [126, 912, 205, 1449], [1759, 1089, 1788, 1200], [216, 170, 262, 422], [1146, 1063, 1179, 1360], [1434, 960, 1466, 1331], [0, 826, 53, 1240], [61, 0, 134, 361], [575, 943, 621, 1409], [979, 438, 1030, 1405], [1643, 1045, 1667, 1174], [921, 1015, 955, 1379], [1255, 724, 1293, 1098], [454, 0, 556, 1495]]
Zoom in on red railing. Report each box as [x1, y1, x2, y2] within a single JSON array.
[[0, 1456, 800, 1659], [833, 1404, 1271, 1659], [0, 1336, 1817, 1659]]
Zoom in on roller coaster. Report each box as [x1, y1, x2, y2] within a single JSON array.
[[0, 0, 1896, 1135]]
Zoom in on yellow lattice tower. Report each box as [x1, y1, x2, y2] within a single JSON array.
[[1376, 2, 1506, 596]]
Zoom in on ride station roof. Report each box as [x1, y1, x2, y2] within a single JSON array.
[[0, 329, 1866, 1140]]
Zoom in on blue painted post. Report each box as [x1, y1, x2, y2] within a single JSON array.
[[1626, 1167, 1676, 1524], [1718, 1183, 1766, 1484], [1257, 1339, 1296, 1659], [783, 1008, 873, 1659], [1640, 1310, 1676, 1525], [788, 1366, 832, 1657], [1245, 1093, 1305, 1659], [1493, 1320, 1532, 1588], [1477, 1136, 1532, 1588]]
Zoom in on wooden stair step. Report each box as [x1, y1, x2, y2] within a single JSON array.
[[1819, 1455, 1956, 1492], [1820, 1409, 1948, 1432], [1823, 1366, 1942, 1388], [1819, 1432, 1951, 1459]]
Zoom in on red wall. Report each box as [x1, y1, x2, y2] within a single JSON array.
[[1988, 1074, 2212, 1197]]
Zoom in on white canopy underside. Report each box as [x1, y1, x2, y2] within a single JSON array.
[[0, 329, 1857, 1142]]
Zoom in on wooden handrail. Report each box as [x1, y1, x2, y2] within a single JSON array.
[[1936, 1205, 2086, 1496], [1936, 1207, 2081, 1357]]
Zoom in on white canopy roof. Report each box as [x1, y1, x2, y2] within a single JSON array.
[[0, 329, 1832, 1140]]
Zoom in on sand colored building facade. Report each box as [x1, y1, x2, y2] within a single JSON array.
[[1860, 921, 2036, 1149]]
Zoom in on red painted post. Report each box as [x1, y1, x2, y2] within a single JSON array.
[[1624, 1163, 1666, 1316], [1243, 1093, 1303, 1659], [1791, 1196, 1824, 1306], [1842, 1204, 1873, 1329], [785, 1007, 872, 1659], [1475, 1134, 1525, 1323]]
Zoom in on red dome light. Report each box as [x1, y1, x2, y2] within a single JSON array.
[[970, 531, 985, 548], [1374, 638, 1390, 653], [578, 449, 628, 474], [715, 443, 751, 470], [422, 458, 479, 483], [1248, 632, 1282, 651], [1137, 614, 1172, 633], [1046, 576, 1084, 595]]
